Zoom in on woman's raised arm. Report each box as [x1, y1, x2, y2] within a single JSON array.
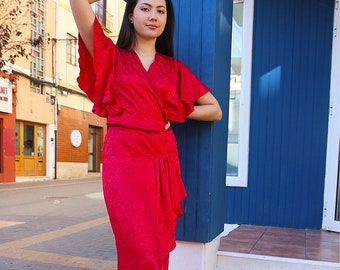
[[69, 0, 98, 56]]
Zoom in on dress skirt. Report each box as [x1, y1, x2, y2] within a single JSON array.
[[102, 125, 187, 270]]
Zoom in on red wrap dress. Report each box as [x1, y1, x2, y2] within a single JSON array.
[[78, 18, 209, 270]]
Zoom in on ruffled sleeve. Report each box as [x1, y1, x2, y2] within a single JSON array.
[[77, 18, 119, 118], [167, 61, 210, 122]]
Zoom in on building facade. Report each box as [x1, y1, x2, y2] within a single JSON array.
[[1, 0, 125, 182], [53, 0, 125, 178], [223, 0, 340, 233], [171, 0, 340, 239]]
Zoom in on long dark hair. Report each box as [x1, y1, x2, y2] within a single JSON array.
[[116, 0, 175, 57]]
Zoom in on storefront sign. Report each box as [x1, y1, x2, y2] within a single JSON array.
[[0, 77, 13, 113]]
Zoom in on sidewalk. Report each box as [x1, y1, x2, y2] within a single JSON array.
[[0, 177, 117, 269]]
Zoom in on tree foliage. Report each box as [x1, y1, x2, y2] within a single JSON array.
[[0, 0, 44, 71]]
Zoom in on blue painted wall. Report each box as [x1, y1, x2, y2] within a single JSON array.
[[172, 0, 231, 242], [225, 0, 334, 229]]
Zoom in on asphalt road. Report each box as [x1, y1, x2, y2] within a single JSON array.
[[0, 177, 117, 270]]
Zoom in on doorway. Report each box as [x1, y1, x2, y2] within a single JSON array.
[[88, 125, 101, 172], [15, 121, 46, 176], [323, 3, 340, 232]]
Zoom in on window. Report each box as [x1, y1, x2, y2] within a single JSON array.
[[96, 0, 107, 26], [226, 0, 254, 187], [30, 0, 45, 94], [66, 33, 77, 66], [30, 81, 43, 94], [95, 0, 114, 31], [16, 123, 20, 156]]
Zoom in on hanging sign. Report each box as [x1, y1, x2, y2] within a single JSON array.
[[0, 77, 13, 114]]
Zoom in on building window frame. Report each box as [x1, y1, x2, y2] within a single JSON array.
[[66, 33, 77, 66], [96, 0, 107, 26], [226, 0, 254, 187], [30, 0, 45, 94], [95, 0, 114, 32]]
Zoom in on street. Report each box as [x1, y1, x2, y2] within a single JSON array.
[[0, 177, 117, 270]]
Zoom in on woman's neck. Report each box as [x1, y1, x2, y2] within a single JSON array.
[[132, 38, 157, 57], [132, 40, 157, 71]]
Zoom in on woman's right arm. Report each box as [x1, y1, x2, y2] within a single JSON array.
[[69, 0, 98, 56]]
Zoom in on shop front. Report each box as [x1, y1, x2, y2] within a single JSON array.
[[15, 121, 46, 176], [0, 75, 16, 183]]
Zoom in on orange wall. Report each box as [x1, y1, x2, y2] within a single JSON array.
[[57, 105, 106, 163], [15, 76, 55, 124]]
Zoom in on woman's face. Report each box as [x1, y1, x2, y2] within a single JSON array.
[[129, 0, 167, 42]]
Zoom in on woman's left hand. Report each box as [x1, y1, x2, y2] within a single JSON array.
[[165, 121, 171, 130]]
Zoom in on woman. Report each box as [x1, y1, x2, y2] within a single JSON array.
[[69, 0, 222, 269]]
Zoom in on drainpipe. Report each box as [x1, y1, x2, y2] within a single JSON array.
[[52, 38, 58, 180], [54, 0, 59, 179]]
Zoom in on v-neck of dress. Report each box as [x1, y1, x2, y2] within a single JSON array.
[[131, 49, 157, 73]]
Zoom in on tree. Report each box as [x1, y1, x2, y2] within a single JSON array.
[[0, 0, 44, 71]]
